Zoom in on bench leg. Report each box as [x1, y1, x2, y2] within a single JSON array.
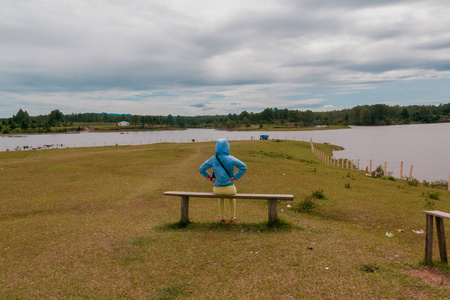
[[425, 214, 434, 264], [268, 199, 278, 225], [435, 217, 448, 263], [181, 196, 189, 223]]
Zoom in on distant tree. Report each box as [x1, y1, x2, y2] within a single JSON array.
[[131, 115, 139, 125], [176, 115, 186, 128], [261, 108, 274, 123], [140, 116, 146, 128], [400, 108, 410, 122], [21, 120, 29, 130], [48, 109, 64, 126], [350, 106, 362, 125], [12, 109, 30, 124], [442, 103, 450, 115], [360, 107, 372, 125], [303, 110, 314, 126], [166, 114, 174, 125], [344, 113, 349, 125], [239, 110, 250, 121]]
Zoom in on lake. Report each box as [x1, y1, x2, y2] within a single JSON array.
[[1, 123, 449, 182]]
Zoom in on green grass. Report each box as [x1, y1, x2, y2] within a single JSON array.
[[1, 140, 449, 298]]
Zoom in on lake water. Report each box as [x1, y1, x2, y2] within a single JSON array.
[[1, 123, 449, 181]]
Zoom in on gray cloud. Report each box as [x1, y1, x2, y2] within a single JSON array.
[[1, 0, 450, 117]]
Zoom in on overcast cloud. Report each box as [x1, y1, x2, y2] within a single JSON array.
[[1, 0, 450, 117]]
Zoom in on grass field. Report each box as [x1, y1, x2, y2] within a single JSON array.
[[1, 140, 449, 299]]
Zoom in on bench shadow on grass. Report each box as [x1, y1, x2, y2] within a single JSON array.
[[155, 218, 301, 232]]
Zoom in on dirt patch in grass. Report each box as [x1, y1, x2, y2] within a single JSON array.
[[406, 267, 450, 292]]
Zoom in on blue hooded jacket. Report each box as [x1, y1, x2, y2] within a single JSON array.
[[199, 139, 247, 187]]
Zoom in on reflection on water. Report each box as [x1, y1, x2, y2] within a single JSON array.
[[1, 123, 449, 181]]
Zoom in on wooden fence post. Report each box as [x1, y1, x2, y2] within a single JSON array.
[[384, 162, 387, 177], [357, 159, 360, 170], [400, 161, 403, 179], [370, 160, 372, 173], [409, 165, 414, 179]]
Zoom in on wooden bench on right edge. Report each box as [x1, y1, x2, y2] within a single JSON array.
[[164, 191, 294, 225], [421, 210, 450, 264]]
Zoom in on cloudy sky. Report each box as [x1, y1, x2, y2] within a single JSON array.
[[1, 0, 450, 118]]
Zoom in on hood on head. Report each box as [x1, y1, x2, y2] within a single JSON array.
[[215, 138, 230, 156]]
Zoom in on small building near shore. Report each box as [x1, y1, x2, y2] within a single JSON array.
[[118, 121, 130, 126]]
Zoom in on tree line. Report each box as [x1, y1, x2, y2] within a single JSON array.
[[1, 102, 449, 134]]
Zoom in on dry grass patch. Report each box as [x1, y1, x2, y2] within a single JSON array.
[[1, 140, 450, 298], [406, 267, 450, 293]]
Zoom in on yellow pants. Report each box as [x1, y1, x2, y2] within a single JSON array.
[[213, 185, 237, 218]]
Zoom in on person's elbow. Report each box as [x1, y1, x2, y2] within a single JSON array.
[[199, 166, 208, 177]]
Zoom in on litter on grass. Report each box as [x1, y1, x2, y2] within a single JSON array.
[[385, 232, 394, 238], [413, 229, 424, 234]]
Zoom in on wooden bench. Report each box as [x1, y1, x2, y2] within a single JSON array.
[[163, 191, 294, 224], [421, 210, 450, 264]]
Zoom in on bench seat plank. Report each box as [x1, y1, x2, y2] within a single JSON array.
[[164, 191, 294, 201], [421, 210, 450, 220]]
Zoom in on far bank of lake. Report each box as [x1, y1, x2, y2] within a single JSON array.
[[1, 123, 449, 182]]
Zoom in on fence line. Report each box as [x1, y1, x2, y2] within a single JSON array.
[[310, 138, 450, 191], [310, 138, 415, 178]]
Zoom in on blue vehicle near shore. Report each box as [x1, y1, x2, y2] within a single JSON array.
[[260, 135, 269, 140]]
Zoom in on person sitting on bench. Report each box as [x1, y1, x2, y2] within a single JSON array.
[[199, 138, 247, 222]]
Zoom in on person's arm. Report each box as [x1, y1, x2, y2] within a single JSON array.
[[231, 157, 247, 180], [199, 158, 213, 179]]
